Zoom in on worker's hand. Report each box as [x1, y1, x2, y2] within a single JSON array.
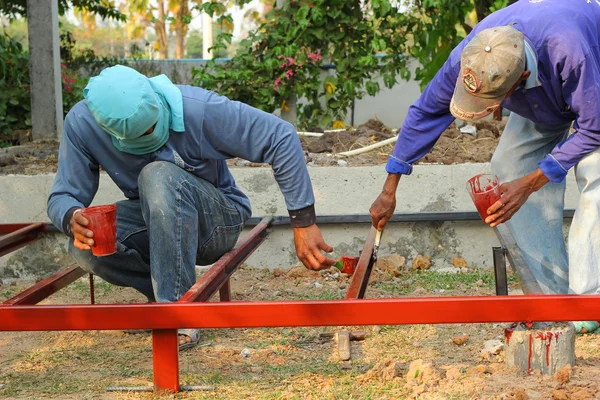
[[293, 224, 336, 271], [70, 210, 94, 251], [370, 191, 396, 230], [485, 169, 549, 227], [370, 173, 400, 230]]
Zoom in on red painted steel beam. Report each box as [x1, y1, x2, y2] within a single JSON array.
[[179, 216, 272, 303], [345, 226, 377, 299], [1, 295, 600, 331], [3, 265, 87, 305], [0, 223, 53, 234], [0, 222, 46, 257], [152, 330, 179, 393]]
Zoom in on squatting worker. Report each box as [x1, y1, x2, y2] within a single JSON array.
[[48, 65, 336, 349], [370, 0, 600, 331]]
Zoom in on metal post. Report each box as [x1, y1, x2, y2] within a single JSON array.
[[152, 329, 179, 393], [493, 247, 508, 296], [89, 274, 95, 305]]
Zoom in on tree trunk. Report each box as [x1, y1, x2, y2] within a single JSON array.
[[175, 0, 188, 59], [155, 0, 168, 59]]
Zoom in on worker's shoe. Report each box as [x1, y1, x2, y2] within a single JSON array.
[[178, 328, 201, 350], [573, 321, 600, 334]]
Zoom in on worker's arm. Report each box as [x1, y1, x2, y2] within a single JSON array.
[[371, 47, 463, 229], [486, 48, 600, 227], [47, 104, 100, 250], [193, 91, 335, 270]]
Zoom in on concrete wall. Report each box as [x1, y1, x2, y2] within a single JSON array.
[[132, 59, 423, 129], [0, 164, 580, 280]]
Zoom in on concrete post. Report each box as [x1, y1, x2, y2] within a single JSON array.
[[27, 0, 63, 140], [504, 322, 575, 375]]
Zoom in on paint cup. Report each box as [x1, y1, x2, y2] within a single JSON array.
[[81, 204, 117, 257], [339, 256, 359, 274], [466, 174, 502, 221]]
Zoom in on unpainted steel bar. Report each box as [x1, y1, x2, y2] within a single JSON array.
[[244, 210, 576, 226], [494, 225, 543, 294], [106, 385, 216, 392], [89, 273, 95, 305], [345, 227, 378, 299], [493, 247, 509, 296], [2, 295, 600, 331], [152, 329, 179, 393], [3, 265, 86, 305], [179, 216, 272, 303]]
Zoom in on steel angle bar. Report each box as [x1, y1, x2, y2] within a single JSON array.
[[345, 226, 378, 299], [4, 265, 86, 305], [179, 216, 273, 303], [0, 222, 46, 257]]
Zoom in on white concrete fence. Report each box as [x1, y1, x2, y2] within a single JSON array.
[[0, 164, 579, 280]]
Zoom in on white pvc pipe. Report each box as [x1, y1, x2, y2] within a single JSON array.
[[336, 136, 398, 157], [297, 132, 324, 137]]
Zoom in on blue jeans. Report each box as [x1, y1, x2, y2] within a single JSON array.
[[69, 162, 244, 302], [491, 113, 600, 295]]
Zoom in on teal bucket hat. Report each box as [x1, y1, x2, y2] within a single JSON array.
[[84, 65, 185, 155]]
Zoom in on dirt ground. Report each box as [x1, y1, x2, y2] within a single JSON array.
[[0, 118, 504, 175], [1, 261, 599, 400]]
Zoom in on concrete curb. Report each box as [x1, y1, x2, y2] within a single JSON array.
[[0, 164, 579, 279]]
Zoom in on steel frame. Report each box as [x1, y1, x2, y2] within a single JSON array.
[[1, 213, 598, 394]]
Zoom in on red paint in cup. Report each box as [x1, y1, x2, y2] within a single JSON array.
[[466, 174, 502, 221], [339, 256, 359, 274], [81, 204, 117, 257]]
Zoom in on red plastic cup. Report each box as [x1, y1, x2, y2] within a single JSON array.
[[339, 256, 359, 274], [81, 204, 117, 257], [466, 174, 502, 221]]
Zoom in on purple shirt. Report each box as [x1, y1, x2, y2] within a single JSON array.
[[387, 0, 600, 182]]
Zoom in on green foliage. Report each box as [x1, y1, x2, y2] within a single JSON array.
[[409, 0, 511, 90], [186, 30, 204, 59], [0, 34, 31, 140], [0, 0, 125, 21], [192, 0, 415, 128], [0, 29, 119, 144]]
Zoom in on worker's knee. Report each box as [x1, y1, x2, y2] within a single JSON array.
[[68, 240, 101, 275]]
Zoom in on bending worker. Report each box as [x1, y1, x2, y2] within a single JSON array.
[[48, 65, 335, 349], [370, 0, 600, 332]]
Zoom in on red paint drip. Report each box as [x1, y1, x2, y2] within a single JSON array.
[[536, 332, 554, 366], [504, 322, 518, 345], [527, 333, 533, 375], [525, 321, 533, 330]]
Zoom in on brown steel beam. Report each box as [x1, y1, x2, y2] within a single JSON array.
[[0, 222, 46, 258], [179, 216, 272, 303], [3, 265, 86, 305], [345, 226, 378, 299]]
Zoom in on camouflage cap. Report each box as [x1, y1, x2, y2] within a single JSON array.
[[450, 25, 525, 121]]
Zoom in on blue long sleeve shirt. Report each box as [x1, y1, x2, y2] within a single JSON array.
[[387, 0, 600, 182], [48, 85, 314, 233]]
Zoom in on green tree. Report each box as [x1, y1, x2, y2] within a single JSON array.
[[0, 0, 125, 21], [186, 29, 203, 58]]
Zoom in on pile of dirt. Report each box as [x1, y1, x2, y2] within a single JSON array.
[[0, 118, 506, 175]]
